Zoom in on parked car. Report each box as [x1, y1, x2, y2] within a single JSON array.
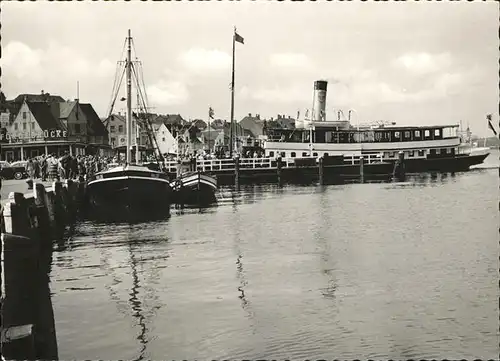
[[0, 161, 27, 180]]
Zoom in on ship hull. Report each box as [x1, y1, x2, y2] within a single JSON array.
[[86, 167, 173, 221], [171, 172, 217, 206], [384, 153, 490, 173]]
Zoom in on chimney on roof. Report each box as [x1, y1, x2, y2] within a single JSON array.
[[41, 90, 44, 95], [248, 113, 251, 117]]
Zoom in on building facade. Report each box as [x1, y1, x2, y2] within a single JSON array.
[[0, 94, 110, 161]]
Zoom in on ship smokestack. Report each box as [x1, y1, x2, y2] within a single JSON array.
[[313, 80, 328, 122]]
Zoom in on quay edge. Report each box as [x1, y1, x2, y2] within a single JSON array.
[[0, 179, 86, 360]]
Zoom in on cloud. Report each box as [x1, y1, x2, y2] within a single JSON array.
[[394, 52, 452, 75], [178, 48, 231, 73], [241, 83, 311, 104], [1, 41, 43, 80], [147, 80, 189, 106], [269, 53, 313, 70]]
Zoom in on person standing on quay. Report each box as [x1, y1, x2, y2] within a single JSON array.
[[26, 158, 35, 181]]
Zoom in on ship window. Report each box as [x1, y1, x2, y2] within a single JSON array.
[[434, 129, 441, 137], [446, 148, 452, 154], [389, 152, 395, 157], [324, 153, 329, 157], [436, 148, 441, 154], [291, 152, 296, 157], [394, 131, 400, 138], [302, 152, 308, 157], [404, 131, 410, 138], [418, 150, 425, 156], [409, 150, 415, 157], [281, 152, 286, 157], [415, 130, 421, 137], [269, 151, 275, 157], [313, 152, 318, 157], [424, 130, 430, 137]]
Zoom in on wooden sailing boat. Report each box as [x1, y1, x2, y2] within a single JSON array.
[[86, 29, 172, 218]]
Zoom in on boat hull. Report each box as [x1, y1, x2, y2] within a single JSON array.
[[171, 173, 217, 206], [385, 153, 490, 173], [86, 176, 172, 220]]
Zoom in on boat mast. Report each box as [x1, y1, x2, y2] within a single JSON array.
[[126, 29, 132, 164]]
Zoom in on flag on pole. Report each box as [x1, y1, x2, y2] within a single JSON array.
[[234, 32, 244, 44], [487, 114, 497, 136], [209, 107, 215, 119]]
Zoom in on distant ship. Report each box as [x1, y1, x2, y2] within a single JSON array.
[[263, 80, 489, 173]]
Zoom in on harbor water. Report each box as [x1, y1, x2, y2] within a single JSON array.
[[50, 151, 498, 359]]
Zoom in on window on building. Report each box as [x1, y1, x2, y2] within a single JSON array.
[[280, 152, 286, 157], [119, 125, 124, 133], [434, 129, 441, 137], [111, 137, 116, 144], [446, 148, 452, 154], [31, 123, 35, 129], [110, 126, 116, 133], [269, 151, 275, 157], [23, 123, 26, 130], [415, 130, 421, 137], [291, 152, 296, 157], [75, 124, 81, 134], [22, 112, 27, 120], [14, 123, 18, 130], [162, 137, 165, 142], [389, 152, 395, 157]]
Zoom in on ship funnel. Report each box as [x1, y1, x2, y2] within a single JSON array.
[[313, 80, 328, 122]]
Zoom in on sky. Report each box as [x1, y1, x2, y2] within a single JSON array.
[[1, 1, 498, 136]]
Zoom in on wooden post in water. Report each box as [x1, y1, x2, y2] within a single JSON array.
[[392, 151, 406, 181], [276, 156, 283, 186], [1, 194, 38, 359], [33, 183, 52, 250], [234, 156, 240, 190], [359, 156, 365, 183], [52, 181, 65, 241], [318, 156, 324, 185]]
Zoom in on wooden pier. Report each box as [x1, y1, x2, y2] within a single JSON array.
[[163, 154, 395, 186], [0, 180, 85, 360]]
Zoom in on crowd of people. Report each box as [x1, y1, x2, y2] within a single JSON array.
[[24, 152, 118, 182]]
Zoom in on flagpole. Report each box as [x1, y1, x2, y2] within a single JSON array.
[[208, 107, 211, 154], [230, 27, 236, 157]]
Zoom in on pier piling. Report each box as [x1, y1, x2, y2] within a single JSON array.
[[318, 156, 324, 185], [234, 156, 240, 190], [359, 156, 365, 183], [393, 151, 406, 181], [276, 156, 283, 186]]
